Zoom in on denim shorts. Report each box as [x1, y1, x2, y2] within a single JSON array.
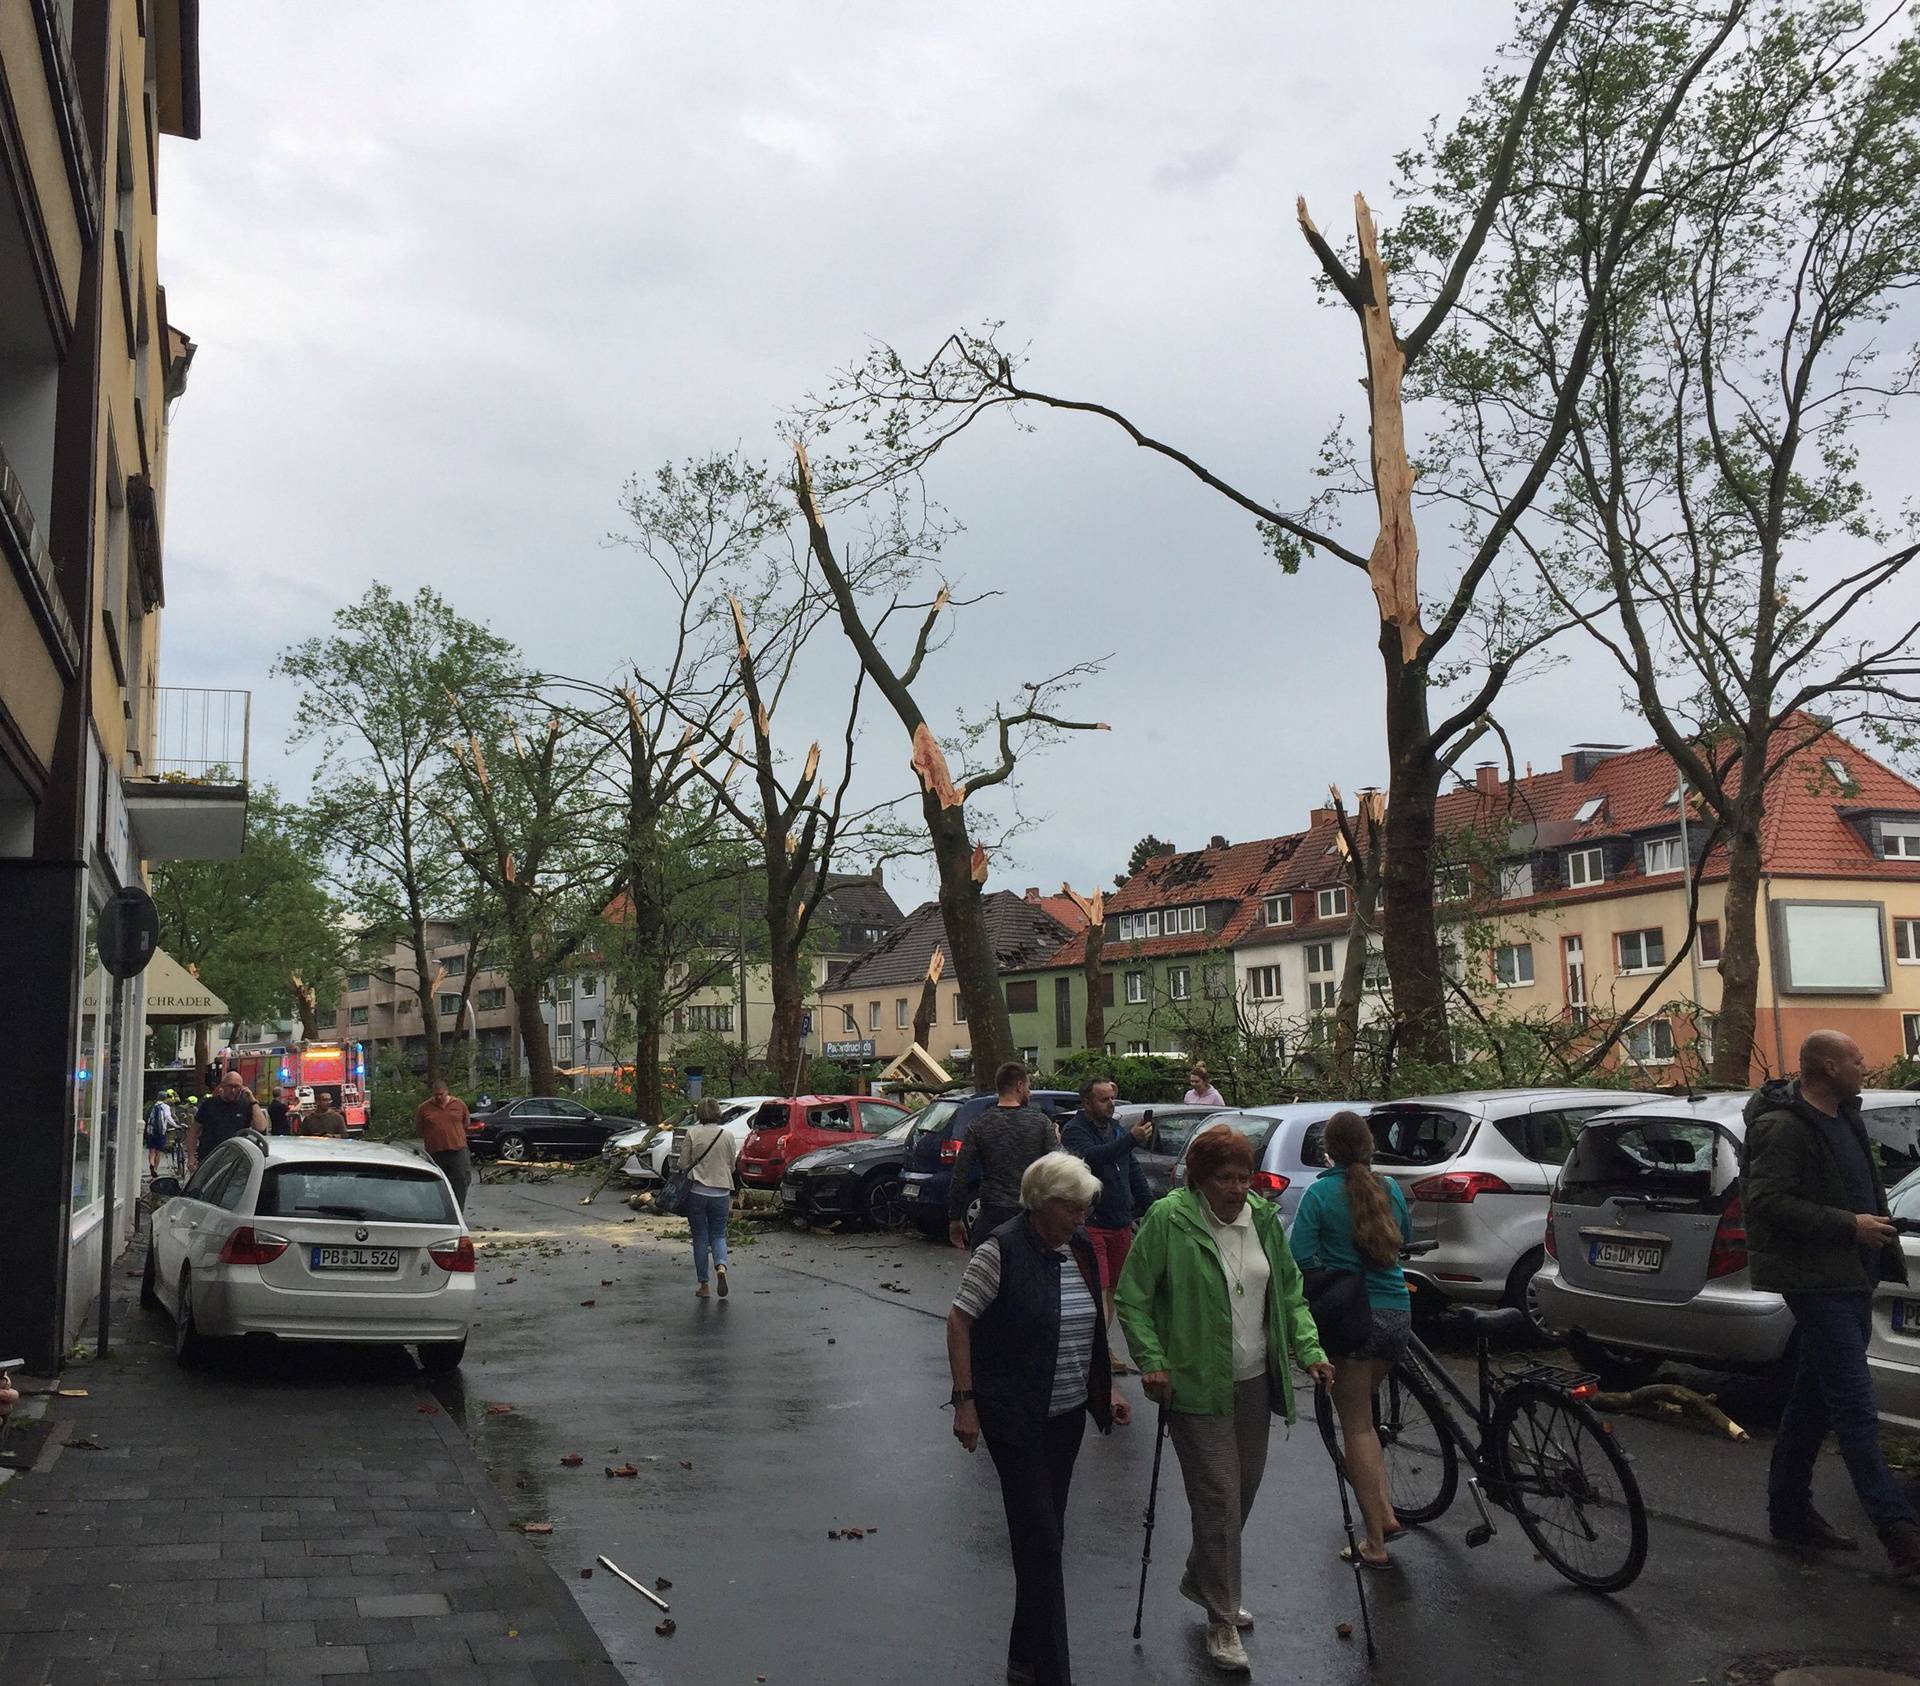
[[1352, 1307, 1412, 1362]]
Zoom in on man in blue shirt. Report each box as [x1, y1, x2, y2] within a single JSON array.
[[1061, 1077, 1152, 1335]]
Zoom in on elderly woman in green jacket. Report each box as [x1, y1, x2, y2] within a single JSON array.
[[1116, 1124, 1331, 1674]]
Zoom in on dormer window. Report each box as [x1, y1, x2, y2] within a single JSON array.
[[1884, 824, 1920, 860], [1264, 894, 1294, 927], [1641, 836, 1685, 876], [1574, 797, 1603, 824], [1317, 885, 1349, 920]]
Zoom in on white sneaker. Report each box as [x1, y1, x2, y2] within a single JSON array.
[[1206, 1622, 1251, 1672], [1179, 1573, 1252, 1629]]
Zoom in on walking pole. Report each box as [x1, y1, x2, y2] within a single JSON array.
[[1315, 1379, 1377, 1663], [1131, 1402, 1169, 1642]]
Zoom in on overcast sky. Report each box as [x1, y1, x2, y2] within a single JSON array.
[[155, 2, 1920, 911]]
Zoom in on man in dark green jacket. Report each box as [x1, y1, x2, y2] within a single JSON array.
[[1744, 1030, 1918, 1576]]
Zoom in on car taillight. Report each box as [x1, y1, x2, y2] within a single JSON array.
[[218, 1226, 289, 1266], [939, 1138, 961, 1163], [1706, 1194, 1746, 1280], [1543, 1197, 1558, 1260], [1251, 1171, 1289, 1197], [1410, 1171, 1513, 1203], [429, 1237, 476, 1272]]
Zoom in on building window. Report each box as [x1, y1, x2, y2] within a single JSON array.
[[1896, 918, 1920, 964], [953, 993, 967, 1022], [1566, 847, 1605, 888], [558, 1034, 574, 1061], [868, 1001, 881, 1031], [1625, 1019, 1675, 1064], [1616, 929, 1666, 973], [1906, 1013, 1920, 1057], [1019, 1046, 1040, 1065], [1119, 914, 1133, 940], [1641, 835, 1685, 876], [348, 1006, 369, 1027], [1204, 964, 1229, 998], [347, 972, 370, 993], [1362, 943, 1389, 993], [1500, 862, 1535, 901], [1771, 900, 1889, 994], [1249, 965, 1282, 1001], [1308, 980, 1338, 1012], [1305, 942, 1335, 975], [1824, 757, 1851, 786], [581, 1018, 598, 1050], [1127, 1040, 1149, 1056], [1145, 910, 1161, 937], [440, 954, 466, 977], [439, 993, 462, 1019], [1883, 825, 1920, 859], [1264, 894, 1293, 926], [1564, 935, 1587, 1018], [1435, 865, 1471, 902], [1004, 981, 1038, 1014], [896, 998, 910, 1028], [477, 987, 506, 1011], [557, 999, 573, 1027], [1699, 921, 1723, 965], [1494, 943, 1535, 988], [688, 1005, 734, 1033], [1316, 886, 1349, 920], [581, 975, 597, 997], [1167, 967, 1191, 1001], [1573, 797, 1603, 824], [1125, 971, 1147, 1004]]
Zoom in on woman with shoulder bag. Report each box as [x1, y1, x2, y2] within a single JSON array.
[[1288, 1110, 1415, 1569], [681, 1099, 739, 1298]]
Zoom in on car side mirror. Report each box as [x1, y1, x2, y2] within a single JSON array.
[[151, 1176, 182, 1200]]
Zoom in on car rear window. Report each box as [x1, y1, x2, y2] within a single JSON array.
[[1889, 1167, 1920, 1224], [908, 1100, 961, 1142], [1557, 1118, 1737, 1211], [258, 1165, 457, 1224], [1370, 1107, 1471, 1167]]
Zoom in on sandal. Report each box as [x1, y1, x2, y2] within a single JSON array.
[[1339, 1546, 1397, 1570]]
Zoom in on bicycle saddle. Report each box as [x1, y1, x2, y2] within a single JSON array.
[[1453, 1305, 1530, 1341]]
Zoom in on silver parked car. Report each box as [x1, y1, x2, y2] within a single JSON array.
[[1170, 1101, 1372, 1226], [603, 1096, 778, 1184], [1533, 1090, 1920, 1394], [1871, 1165, 1920, 1431], [1366, 1088, 1625, 1337]]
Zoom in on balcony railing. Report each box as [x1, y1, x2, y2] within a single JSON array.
[[150, 687, 250, 782]]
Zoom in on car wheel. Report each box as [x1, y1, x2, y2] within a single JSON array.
[[1505, 1247, 1553, 1345], [173, 1268, 211, 1367], [139, 1241, 160, 1310], [862, 1174, 904, 1231], [418, 1338, 467, 1374], [1565, 1330, 1664, 1390], [965, 1195, 982, 1234], [497, 1133, 529, 1162]]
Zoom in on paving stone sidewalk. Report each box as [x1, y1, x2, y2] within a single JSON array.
[[0, 1243, 626, 1685]]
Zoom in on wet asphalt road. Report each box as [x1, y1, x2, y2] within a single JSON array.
[[438, 1173, 1919, 1686]]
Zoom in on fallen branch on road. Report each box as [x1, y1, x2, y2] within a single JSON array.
[[1588, 1383, 1748, 1441]]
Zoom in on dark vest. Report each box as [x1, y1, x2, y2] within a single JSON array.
[[970, 1214, 1112, 1450]]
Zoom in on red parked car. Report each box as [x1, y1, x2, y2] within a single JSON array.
[[735, 1095, 914, 1188]]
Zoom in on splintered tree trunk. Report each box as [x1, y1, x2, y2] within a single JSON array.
[[291, 978, 320, 1043], [1332, 921, 1370, 1089], [929, 801, 1013, 1085], [766, 937, 808, 1092], [1711, 813, 1766, 1084], [1381, 667, 1451, 1068], [1082, 921, 1106, 1050], [514, 977, 558, 1096]]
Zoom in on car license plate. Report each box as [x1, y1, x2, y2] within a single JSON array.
[[310, 1246, 399, 1271], [900, 1183, 919, 1200], [1894, 1299, 1920, 1334], [1589, 1239, 1664, 1272], [780, 1182, 800, 1203]]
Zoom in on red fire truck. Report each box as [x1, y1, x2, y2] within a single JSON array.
[[231, 1041, 370, 1132]]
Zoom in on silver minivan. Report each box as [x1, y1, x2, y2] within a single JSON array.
[[1366, 1088, 1625, 1336], [1536, 1090, 1920, 1391]]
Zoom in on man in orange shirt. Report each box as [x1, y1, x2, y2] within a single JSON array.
[[415, 1079, 473, 1213]]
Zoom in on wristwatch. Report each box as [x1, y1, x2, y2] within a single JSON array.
[[949, 1388, 975, 1407]]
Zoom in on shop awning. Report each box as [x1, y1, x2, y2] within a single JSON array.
[[83, 949, 227, 1022]]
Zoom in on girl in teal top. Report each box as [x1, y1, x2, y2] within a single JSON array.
[[1287, 1111, 1414, 1568]]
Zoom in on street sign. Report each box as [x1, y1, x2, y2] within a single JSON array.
[[824, 1038, 875, 1059], [800, 1010, 813, 1036]]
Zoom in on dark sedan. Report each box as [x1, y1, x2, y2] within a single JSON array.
[[779, 1107, 926, 1228], [467, 1097, 620, 1162]]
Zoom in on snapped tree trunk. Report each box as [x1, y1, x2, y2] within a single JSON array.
[[1082, 920, 1106, 1050], [514, 976, 558, 1096], [1711, 809, 1766, 1085], [1380, 663, 1451, 1069], [930, 800, 1013, 1083], [291, 976, 320, 1042]]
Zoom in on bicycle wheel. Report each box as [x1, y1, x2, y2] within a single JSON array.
[[1491, 1380, 1647, 1592], [1314, 1361, 1458, 1527]]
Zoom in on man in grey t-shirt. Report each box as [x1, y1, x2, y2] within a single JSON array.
[[949, 1062, 1058, 1249]]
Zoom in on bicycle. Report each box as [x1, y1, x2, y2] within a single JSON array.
[[1315, 1244, 1648, 1593]]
